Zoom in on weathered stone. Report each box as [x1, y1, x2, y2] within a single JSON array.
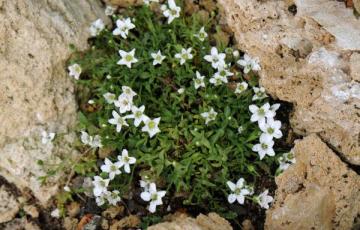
[[110, 215, 141, 230], [265, 135, 360, 229], [350, 52, 360, 81], [354, 0, 360, 13], [102, 206, 124, 219], [0, 0, 108, 205], [2, 218, 40, 230], [107, 0, 142, 7], [219, 0, 360, 164], [63, 217, 78, 230], [0, 186, 19, 223], [66, 202, 80, 218], [23, 205, 39, 219], [148, 212, 232, 230]]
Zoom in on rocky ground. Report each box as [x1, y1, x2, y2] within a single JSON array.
[[0, 0, 359, 229]]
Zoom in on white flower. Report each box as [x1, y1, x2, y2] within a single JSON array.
[[50, 208, 60, 218], [161, 0, 181, 24], [68, 63, 82, 80], [140, 179, 152, 191], [233, 50, 240, 58], [105, 190, 121, 206], [91, 135, 102, 148], [96, 195, 106, 206], [122, 86, 137, 99], [175, 48, 193, 65], [237, 54, 261, 74], [80, 131, 102, 148], [108, 110, 129, 132], [252, 135, 275, 160], [259, 119, 282, 140], [142, 117, 161, 138], [194, 71, 205, 89], [238, 126, 244, 134], [249, 103, 275, 125], [226, 178, 251, 204], [41, 130, 55, 144], [194, 27, 208, 42], [114, 94, 133, 113], [252, 87, 268, 101], [113, 18, 135, 39], [101, 158, 122, 180], [278, 152, 296, 171], [117, 149, 136, 173], [106, 75, 112, 79], [204, 47, 226, 69], [117, 49, 138, 68], [256, 190, 273, 209], [64, 186, 71, 192], [144, 0, 159, 5], [127, 105, 148, 127], [271, 103, 280, 113], [92, 176, 110, 197], [89, 19, 105, 37], [151, 50, 166, 66], [216, 67, 233, 78], [88, 99, 95, 104], [140, 183, 166, 213], [201, 107, 218, 125], [177, 88, 185, 94], [105, 5, 116, 16], [209, 74, 228, 86], [103, 92, 116, 104], [235, 82, 248, 94]]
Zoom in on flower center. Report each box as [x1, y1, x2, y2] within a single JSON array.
[[258, 108, 265, 116], [124, 156, 129, 163], [267, 127, 274, 134], [170, 9, 177, 15], [118, 117, 125, 125], [181, 53, 188, 60], [148, 121, 155, 129], [125, 55, 133, 62], [75, 66, 81, 73], [234, 188, 241, 195], [151, 193, 158, 201], [261, 143, 268, 150], [135, 111, 142, 118], [110, 165, 117, 171]]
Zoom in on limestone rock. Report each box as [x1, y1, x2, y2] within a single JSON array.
[[0, 186, 20, 223], [354, 0, 360, 13], [110, 215, 141, 230], [107, 0, 142, 7], [148, 212, 232, 230], [23, 205, 39, 219], [265, 135, 360, 229], [219, 0, 360, 164], [350, 52, 360, 81], [0, 0, 108, 205], [1, 218, 41, 230]]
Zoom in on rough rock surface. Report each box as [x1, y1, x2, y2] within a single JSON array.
[[1, 218, 41, 230], [265, 135, 360, 229], [0, 186, 20, 223], [219, 0, 360, 165], [148, 212, 232, 230], [0, 0, 108, 205]]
